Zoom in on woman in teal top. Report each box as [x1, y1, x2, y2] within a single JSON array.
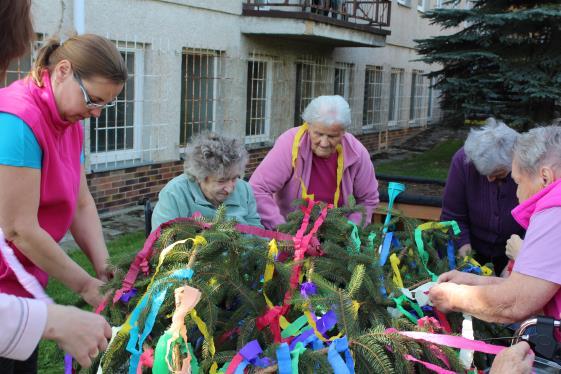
[[151, 132, 263, 230]]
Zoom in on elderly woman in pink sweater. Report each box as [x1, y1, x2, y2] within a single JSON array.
[[250, 95, 379, 229]]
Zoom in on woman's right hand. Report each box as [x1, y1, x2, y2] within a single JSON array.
[[437, 269, 481, 285], [79, 277, 105, 308], [506, 234, 523, 260], [458, 243, 472, 258]]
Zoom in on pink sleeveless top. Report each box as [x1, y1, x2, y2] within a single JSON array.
[[0, 71, 83, 298]]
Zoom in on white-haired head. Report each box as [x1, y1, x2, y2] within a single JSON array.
[[464, 118, 519, 176], [513, 125, 561, 177], [302, 95, 351, 128]]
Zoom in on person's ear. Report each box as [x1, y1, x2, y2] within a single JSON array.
[[540, 166, 555, 187], [53, 60, 72, 83]]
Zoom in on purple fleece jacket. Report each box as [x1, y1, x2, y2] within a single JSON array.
[[249, 126, 379, 229]]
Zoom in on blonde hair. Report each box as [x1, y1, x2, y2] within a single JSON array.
[[31, 34, 127, 86]]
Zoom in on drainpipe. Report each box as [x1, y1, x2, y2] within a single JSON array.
[[73, 0, 85, 34]]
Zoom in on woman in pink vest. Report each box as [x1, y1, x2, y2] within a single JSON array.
[[0, 32, 127, 371], [429, 125, 561, 325], [249, 95, 379, 229]]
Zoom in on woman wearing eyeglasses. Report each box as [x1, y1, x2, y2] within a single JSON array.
[[0, 35, 127, 316]]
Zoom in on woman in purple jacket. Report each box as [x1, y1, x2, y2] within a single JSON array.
[[250, 95, 379, 229], [441, 118, 524, 274]]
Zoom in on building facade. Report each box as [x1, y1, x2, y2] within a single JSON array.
[[3, 0, 462, 213]]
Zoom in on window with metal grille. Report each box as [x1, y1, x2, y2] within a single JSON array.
[[90, 49, 144, 166], [388, 68, 404, 126], [334, 63, 353, 102], [363, 65, 383, 128], [409, 70, 425, 122], [246, 59, 272, 141], [180, 50, 221, 145], [294, 59, 330, 126]]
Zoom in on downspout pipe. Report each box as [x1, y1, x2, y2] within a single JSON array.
[[73, 0, 85, 34]]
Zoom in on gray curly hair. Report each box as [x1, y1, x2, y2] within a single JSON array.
[[301, 95, 351, 128], [513, 125, 561, 177], [464, 118, 519, 176], [184, 132, 248, 181]]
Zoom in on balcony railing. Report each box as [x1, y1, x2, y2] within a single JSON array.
[[243, 0, 391, 29]]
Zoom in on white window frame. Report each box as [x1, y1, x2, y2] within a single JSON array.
[[388, 68, 404, 127], [90, 47, 144, 165], [179, 50, 221, 150], [397, 0, 412, 7], [435, 0, 444, 8], [245, 57, 273, 144], [334, 63, 353, 101], [417, 0, 427, 12], [362, 65, 384, 129]]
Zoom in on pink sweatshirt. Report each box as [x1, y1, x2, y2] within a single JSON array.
[[0, 294, 47, 360], [249, 126, 379, 229], [0, 71, 83, 297]]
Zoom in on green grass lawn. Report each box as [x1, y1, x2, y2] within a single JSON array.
[[374, 139, 463, 181], [38, 230, 146, 374]]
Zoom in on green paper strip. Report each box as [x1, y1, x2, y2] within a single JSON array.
[[366, 231, 376, 252], [291, 342, 306, 374], [347, 220, 361, 252], [281, 315, 309, 339], [392, 294, 424, 324]]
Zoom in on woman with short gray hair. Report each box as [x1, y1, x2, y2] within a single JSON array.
[[250, 95, 379, 229], [151, 132, 262, 230], [441, 118, 524, 274], [430, 125, 561, 325]]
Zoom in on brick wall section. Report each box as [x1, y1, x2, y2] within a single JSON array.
[[88, 127, 425, 213], [87, 160, 184, 214]]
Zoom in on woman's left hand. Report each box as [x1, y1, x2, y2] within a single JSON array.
[[428, 282, 458, 313], [95, 266, 114, 283]]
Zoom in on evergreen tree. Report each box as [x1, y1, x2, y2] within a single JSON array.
[[416, 0, 561, 129]]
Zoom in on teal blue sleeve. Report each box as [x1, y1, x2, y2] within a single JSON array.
[[0, 113, 42, 168]]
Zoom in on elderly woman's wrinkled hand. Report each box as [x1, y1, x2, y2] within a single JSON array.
[[428, 282, 458, 313], [490, 342, 534, 374], [506, 234, 523, 261], [437, 269, 480, 285]]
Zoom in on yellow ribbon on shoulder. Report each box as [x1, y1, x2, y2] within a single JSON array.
[[291, 123, 344, 207]]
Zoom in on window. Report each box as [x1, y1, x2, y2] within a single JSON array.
[[1, 36, 44, 88], [417, 0, 427, 12], [90, 49, 144, 165], [435, 0, 444, 7], [180, 50, 222, 145], [409, 70, 425, 123], [363, 66, 383, 128], [397, 0, 412, 7], [388, 68, 404, 126], [246, 59, 272, 141], [427, 77, 434, 120], [334, 63, 353, 101]]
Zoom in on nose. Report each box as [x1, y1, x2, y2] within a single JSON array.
[[319, 136, 330, 147], [224, 180, 236, 194], [90, 108, 103, 118]]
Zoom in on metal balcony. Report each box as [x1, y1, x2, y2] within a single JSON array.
[[242, 0, 391, 47]]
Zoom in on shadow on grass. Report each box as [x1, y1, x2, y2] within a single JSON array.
[[375, 139, 463, 181]]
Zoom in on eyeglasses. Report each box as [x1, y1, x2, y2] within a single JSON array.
[[73, 73, 117, 109]]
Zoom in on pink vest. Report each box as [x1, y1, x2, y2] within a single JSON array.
[[512, 178, 561, 323], [0, 71, 83, 297]]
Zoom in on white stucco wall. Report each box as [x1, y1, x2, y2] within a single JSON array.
[[27, 0, 459, 167]]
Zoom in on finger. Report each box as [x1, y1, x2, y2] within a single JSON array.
[[77, 354, 92, 369], [103, 321, 112, 339], [511, 341, 531, 354], [99, 336, 109, 352]]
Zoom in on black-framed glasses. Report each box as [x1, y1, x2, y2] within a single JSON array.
[[73, 73, 117, 109]]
